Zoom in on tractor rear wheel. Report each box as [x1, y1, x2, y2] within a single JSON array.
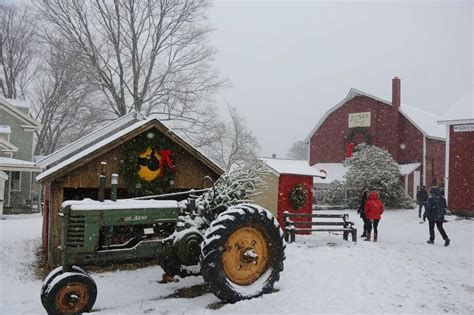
[[201, 204, 285, 302], [42, 272, 97, 315]]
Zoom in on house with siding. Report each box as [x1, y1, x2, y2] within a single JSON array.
[[0, 96, 41, 213]]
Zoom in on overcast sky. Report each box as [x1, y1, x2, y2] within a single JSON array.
[[208, 0, 473, 158]]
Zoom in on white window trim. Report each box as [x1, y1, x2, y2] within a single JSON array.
[[10, 171, 21, 192]]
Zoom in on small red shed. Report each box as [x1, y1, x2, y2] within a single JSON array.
[[252, 158, 327, 231]]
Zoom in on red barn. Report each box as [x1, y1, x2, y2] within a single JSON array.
[[305, 77, 446, 198]]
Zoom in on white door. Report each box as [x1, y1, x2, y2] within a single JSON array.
[[413, 171, 421, 199]]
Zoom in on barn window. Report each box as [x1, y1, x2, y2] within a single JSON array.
[[10, 171, 21, 191]]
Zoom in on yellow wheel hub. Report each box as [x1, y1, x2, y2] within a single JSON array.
[[222, 226, 269, 285], [56, 282, 89, 314]]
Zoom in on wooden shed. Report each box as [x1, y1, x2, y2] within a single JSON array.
[[253, 158, 326, 230], [36, 115, 223, 266]]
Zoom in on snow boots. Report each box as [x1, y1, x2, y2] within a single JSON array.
[[426, 239, 434, 244], [444, 239, 450, 247], [373, 232, 378, 242], [364, 232, 371, 241]]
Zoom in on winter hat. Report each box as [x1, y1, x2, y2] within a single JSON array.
[[431, 187, 441, 196]]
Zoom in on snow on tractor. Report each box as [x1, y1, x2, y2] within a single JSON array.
[[40, 163, 285, 315]]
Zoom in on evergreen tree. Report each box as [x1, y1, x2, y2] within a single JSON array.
[[343, 143, 413, 208]]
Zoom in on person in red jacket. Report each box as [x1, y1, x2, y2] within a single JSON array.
[[364, 191, 384, 242]]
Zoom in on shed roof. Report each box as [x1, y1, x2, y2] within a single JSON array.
[[36, 111, 146, 169], [305, 88, 445, 142], [36, 116, 224, 182], [260, 158, 327, 178], [438, 87, 474, 124]]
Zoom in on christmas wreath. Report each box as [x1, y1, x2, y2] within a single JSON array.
[[288, 184, 308, 210], [346, 127, 372, 145], [119, 129, 176, 197]]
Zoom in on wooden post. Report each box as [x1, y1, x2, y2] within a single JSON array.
[[98, 162, 107, 202]]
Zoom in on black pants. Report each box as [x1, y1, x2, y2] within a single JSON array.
[[363, 218, 371, 234], [366, 219, 379, 235], [418, 203, 424, 218], [428, 220, 449, 241]]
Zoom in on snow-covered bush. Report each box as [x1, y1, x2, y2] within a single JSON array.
[[318, 180, 346, 205], [343, 143, 413, 208], [196, 160, 268, 220]]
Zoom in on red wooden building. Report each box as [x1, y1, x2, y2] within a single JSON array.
[[305, 77, 446, 198], [253, 158, 326, 230]]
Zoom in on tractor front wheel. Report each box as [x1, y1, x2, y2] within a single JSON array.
[[42, 272, 97, 315], [201, 204, 285, 302]]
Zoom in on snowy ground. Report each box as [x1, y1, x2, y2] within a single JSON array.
[[1, 209, 473, 315]]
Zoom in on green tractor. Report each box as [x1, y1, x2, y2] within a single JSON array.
[[40, 183, 285, 314]]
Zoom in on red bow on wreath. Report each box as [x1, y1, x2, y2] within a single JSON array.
[[159, 149, 173, 172]]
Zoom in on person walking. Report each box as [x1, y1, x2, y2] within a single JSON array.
[[423, 187, 450, 246], [364, 191, 384, 242], [416, 185, 428, 219], [357, 187, 370, 238]]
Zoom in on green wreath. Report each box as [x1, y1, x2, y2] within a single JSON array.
[[288, 184, 308, 210], [119, 129, 175, 197], [346, 127, 372, 145]]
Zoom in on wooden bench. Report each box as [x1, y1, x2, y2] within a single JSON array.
[[283, 212, 357, 243]]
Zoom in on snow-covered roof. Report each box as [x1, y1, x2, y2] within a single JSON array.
[[62, 198, 179, 211], [312, 162, 421, 184], [399, 163, 421, 176], [0, 137, 18, 152], [0, 125, 11, 134], [260, 158, 327, 178], [0, 157, 41, 172], [0, 95, 30, 109], [0, 97, 41, 129], [0, 170, 8, 180], [305, 88, 446, 142], [36, 116, 224, 182], [438, 88, 474, 124], [36, 111, 146, 168]]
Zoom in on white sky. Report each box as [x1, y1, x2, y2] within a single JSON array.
[[208, 0, 473, 158]]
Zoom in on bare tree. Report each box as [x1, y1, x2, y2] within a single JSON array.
[[205, 106, 260, 171], [33, 37, 105, 155], [287, 140, 308, 160], [35, 0, 225, 141], [0, 4, 37, 99]]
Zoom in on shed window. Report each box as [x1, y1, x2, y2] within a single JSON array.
[[10, 171, 21, 191]]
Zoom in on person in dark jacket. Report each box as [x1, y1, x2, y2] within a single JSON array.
[[423, 187, 450, 246], [364, 191, 384, 242], [416, 185, 428, 218], [357, 187, 370, 238]]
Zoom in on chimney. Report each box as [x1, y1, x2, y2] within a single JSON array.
[[392, 76, 401, 108]]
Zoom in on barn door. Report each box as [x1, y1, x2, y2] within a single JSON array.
[[413, 171, 421, 198]]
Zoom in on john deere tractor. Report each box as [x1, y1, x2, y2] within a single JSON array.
[[40, 187, 285, 314]]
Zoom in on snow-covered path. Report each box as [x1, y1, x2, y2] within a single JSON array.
[[1, 210, 473, 314]]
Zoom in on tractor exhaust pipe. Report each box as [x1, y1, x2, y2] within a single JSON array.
[[111, 174, 118, 202], [98, 162, 107, 202]]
